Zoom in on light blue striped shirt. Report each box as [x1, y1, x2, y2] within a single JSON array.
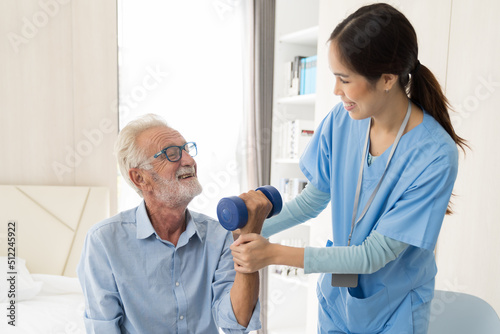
[[77, 201, 260, 334]]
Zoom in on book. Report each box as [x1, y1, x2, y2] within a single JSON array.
[[304, 55, 317, 95], [288, 56, 305, 96], [279, 177, 309, 202], [283, 119, 315, 160], [300, 57, 307, 95], [284, 61, 293, 96]]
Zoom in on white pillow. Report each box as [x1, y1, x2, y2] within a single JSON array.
[[31, 273, 82, 296], [0, 257, 43, 302]]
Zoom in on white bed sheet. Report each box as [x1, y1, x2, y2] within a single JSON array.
[[1, 274, 85, 333]]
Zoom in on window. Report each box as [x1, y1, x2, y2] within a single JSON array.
[[117, 0, 248, 217]]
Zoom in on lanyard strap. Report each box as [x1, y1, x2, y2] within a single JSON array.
[[348, 101, 412, 246]]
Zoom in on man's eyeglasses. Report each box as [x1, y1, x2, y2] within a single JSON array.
[[153, 142, 197, 162]]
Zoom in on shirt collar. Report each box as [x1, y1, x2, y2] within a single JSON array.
[[136, 200, 204, 243], [178, 210, 204, 246], [136, 201, 156, 239]]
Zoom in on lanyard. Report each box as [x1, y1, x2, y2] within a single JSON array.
[[347, 101, 412, 246]]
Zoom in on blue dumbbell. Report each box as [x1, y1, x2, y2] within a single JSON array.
[[217, 185, 283, 231]]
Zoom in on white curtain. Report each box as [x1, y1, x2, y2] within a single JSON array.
[[245, 0, 276, 191], [244, 1, 276, 332]]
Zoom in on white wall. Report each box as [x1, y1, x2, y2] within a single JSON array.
[[315, 0, 500, 319], [435, 0, 500, 315], [0, 0, 118, 214]]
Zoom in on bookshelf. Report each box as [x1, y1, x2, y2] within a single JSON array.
[[266, 1, 319, 333]]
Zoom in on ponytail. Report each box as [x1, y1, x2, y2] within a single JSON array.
[[409, 64, 468, 215], [409, 64, 468, 153]]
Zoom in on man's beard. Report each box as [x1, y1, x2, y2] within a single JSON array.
[[150, 167, 203, 208]]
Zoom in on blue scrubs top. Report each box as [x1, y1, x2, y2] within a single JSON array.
[[300, 103, 458, 333]]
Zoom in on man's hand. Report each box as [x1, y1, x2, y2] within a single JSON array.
[[235, 189, 272, 235]]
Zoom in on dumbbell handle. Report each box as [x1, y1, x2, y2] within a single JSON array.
[[217, 186, 283, 231]]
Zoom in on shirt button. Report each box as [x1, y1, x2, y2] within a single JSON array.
[[175, 282, 180, 286], [179, 315, 184, 320]]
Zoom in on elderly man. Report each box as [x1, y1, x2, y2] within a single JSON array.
[[77, 114, 268, 333]]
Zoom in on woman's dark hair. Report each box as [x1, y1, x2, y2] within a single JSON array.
[[329, 3, 467, 214]]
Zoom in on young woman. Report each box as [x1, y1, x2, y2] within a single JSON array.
[[230, 3, 466, 333]]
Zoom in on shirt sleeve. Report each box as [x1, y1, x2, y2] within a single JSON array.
[[299, 109, 336, 193], [304, 231, 408, 274], [212, 232, 261, 333], [375, 154, 458, 250], [77, 229, 123, 334], [262, 183, 330, 238]]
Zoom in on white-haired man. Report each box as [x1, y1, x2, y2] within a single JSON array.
[[77, 114, 267, 333]]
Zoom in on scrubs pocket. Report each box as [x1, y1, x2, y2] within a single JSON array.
[[343, 286, 392, 334]]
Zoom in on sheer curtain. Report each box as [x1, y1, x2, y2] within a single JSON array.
[[244, 1, 276, 332], [245, 0, 275, 191]]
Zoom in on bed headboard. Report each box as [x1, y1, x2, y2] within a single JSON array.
[[0, 185, 109, 277]]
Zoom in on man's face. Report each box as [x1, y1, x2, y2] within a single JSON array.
[[137, 126, 202, 207]]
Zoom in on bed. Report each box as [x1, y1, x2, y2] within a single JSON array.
[[0, 185, 109, 333]]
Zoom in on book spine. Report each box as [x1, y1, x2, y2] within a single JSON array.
[[289, 56, 305, 96], [299, 58, 306, 95], [284, 61, 293, 97], [310, 55, 317, 94], [304, 55, 317, 95]]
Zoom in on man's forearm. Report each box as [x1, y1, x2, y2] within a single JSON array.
[[230, 271, 259, 327], [228, 190, 268, 326]]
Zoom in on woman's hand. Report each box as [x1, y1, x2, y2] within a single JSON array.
[[230, 233, 275, 273]]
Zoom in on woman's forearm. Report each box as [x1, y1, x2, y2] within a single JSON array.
[[271, 243, 305, 269], [304, 231, 408, 274], [232, 231, 408, 276], [262, 183, 330, 238]]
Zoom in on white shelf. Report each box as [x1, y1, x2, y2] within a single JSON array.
[[268, 3, 319, 333], [279, 26, 319, 46], [277, 94, 316, 105]]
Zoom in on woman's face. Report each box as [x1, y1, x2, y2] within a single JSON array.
[[328, 42, 387, 121]]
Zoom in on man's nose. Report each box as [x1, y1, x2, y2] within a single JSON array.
[[180, 150, 195, 166]]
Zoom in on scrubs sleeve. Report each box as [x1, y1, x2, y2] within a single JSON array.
[[375, 153, 459, 250], [299, 109, 336, 193], [304, 230, 408, 274], [262, 183, 330, 238]]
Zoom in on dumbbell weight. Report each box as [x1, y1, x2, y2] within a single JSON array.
[[217, 185, 283, 231]]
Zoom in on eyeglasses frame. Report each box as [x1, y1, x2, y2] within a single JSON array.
[[152, 142, 197, 162]]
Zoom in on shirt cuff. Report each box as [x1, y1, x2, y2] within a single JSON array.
[[216, 291, 261, 333]]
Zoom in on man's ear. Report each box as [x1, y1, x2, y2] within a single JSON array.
[[380, 73, 399, 91], [129, 168, 151, 193]]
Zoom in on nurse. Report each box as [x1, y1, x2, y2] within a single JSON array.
[[230, 3, 467, 333]]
